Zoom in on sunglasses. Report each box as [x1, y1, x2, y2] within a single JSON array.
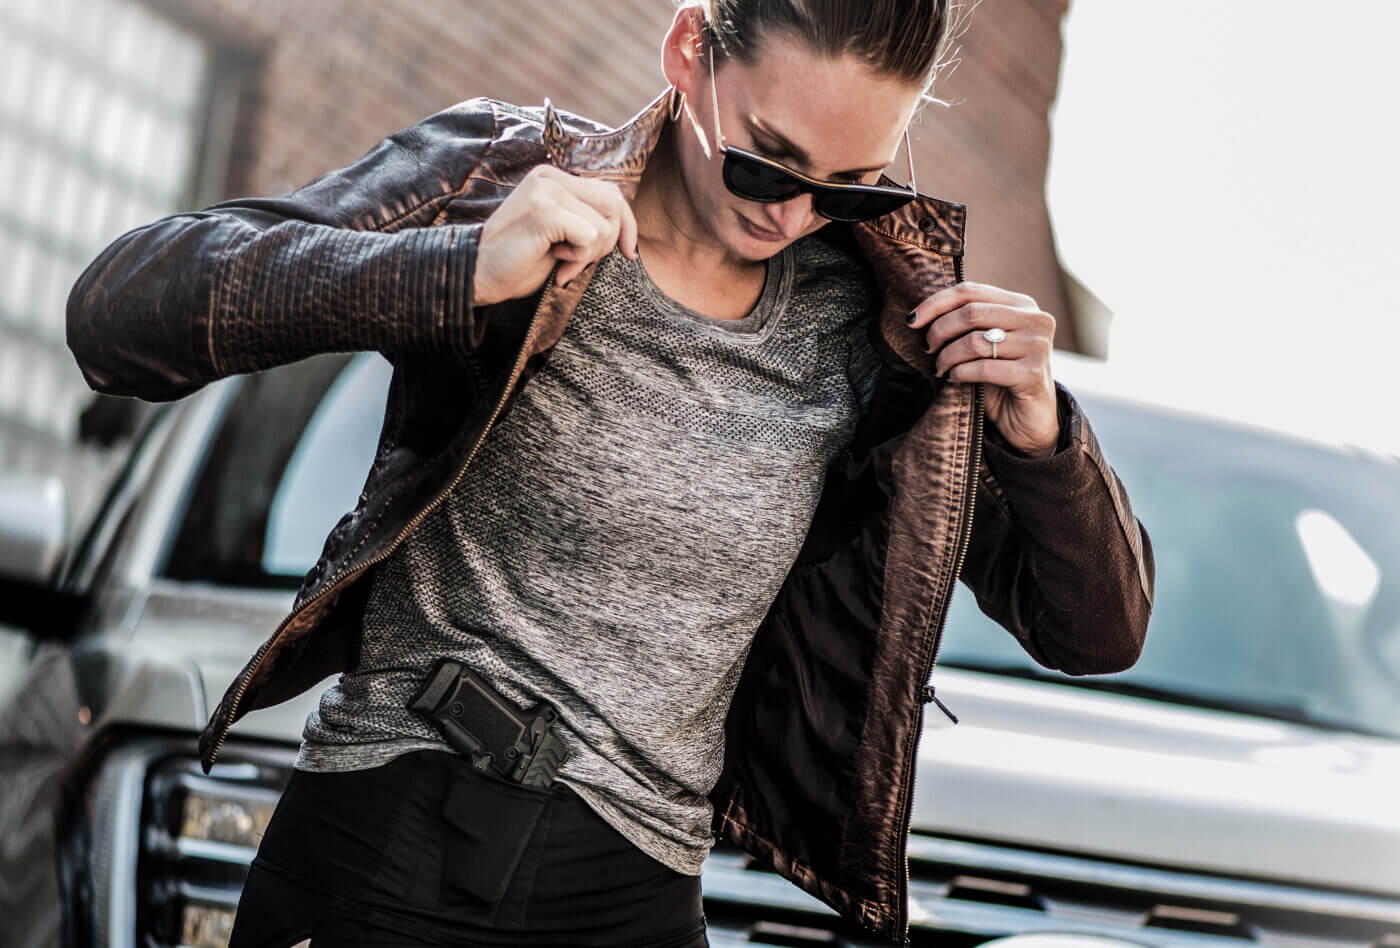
[[680, 41, 920, 223]]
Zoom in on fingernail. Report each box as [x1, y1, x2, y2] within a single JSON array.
[[906, 311, 918, 326], [923, 343, 934, 355]]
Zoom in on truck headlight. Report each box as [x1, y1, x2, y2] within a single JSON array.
[[178, 902, 238, 948], [165, 779, 280, 948], [63, 736, 295, 948], [179, 785, 278, 848]]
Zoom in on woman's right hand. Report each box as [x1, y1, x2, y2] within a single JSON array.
[[471, 164, 639, 307]]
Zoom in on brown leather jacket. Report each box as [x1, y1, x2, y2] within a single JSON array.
[[66, 86, 1154, 945]]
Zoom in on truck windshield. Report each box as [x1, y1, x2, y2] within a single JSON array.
[[940, 393, 1400, 741]]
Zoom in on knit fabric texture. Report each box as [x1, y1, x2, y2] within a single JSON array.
[[296, 232, 882, 875]]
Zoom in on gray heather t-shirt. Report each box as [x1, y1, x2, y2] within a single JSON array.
[[296, 232, 882, 875]]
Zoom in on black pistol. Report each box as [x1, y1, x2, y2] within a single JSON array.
[[408, 658, 570, 790]]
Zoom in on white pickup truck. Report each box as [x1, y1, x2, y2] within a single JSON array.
[[2, 350, 1397, 948]]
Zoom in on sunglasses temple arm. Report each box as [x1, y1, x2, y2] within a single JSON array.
[[709, 43, 726, 152], [680, 39, 723, 161], [904, 128, 916, 192], [683, 99, 713, 160]]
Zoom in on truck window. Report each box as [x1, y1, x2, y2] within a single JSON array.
[[163, 352, 391, 588]]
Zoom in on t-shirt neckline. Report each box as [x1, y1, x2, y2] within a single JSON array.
[[628, 243, 796, 346]]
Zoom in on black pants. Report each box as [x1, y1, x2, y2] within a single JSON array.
[[228, 749, 709, 947]]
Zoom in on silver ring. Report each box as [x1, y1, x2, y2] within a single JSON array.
[[982, 327, 1006, 359]]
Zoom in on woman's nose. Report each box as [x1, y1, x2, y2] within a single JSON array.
[[761, 193, 813, 238]]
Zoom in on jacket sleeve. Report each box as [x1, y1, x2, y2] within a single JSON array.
[[957, 380, 1155, 675], [66, 97, 500, 402]]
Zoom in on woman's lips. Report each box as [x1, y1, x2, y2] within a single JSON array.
[[737, 212, 785, 241]]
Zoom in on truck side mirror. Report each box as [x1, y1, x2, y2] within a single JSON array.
[[0, 472, 85, 638], [0, 471, 68, 583]]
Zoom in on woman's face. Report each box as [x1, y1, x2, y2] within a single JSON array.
[[664, 22, 924, 261]]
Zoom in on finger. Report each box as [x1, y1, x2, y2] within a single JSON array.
[[543, 205, 604, 259], [931, 327, 1033, 377], [617, 195, 639, 260], [556, 258, 586, 286], [926, 304, 1054, 356], [551, 186, 619, 264], [555, 243, 594, 285], [920, 301, 1032, 355], [945, 355, 1044, 389], [545, 206, 605, 285], [571, 176, 638, 259], [554, 175, 636, 258], [909, 281, 1037, 329]]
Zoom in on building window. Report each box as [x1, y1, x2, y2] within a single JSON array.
[[0, 0, 247, 535]]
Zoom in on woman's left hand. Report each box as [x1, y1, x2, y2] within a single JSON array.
[[908, 281, 1060, 458]]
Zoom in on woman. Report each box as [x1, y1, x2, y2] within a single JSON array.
[[66, 0, 1153, 945]]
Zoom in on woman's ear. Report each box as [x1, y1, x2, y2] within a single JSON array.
[[660, 3, 706, 100]]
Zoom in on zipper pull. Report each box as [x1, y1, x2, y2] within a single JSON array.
[[920, 683, 958, 724]]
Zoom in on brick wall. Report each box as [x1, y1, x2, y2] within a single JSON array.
[[148, 0, 1082, 349]]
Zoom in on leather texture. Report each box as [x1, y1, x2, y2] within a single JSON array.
[[66, 85, 1154, 943]]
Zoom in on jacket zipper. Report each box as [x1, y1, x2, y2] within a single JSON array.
[[205, 270, 558, 769], [895, 252, 983, 946]]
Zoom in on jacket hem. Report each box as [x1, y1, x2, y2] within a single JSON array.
[[713, 796, 899, 942]]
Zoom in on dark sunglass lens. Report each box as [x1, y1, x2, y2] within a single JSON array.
[[815, 189, 911, 222], [724, 154, 801, 202]]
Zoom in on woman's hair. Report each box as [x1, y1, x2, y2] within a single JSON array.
[[676, 0, 980, 110]]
